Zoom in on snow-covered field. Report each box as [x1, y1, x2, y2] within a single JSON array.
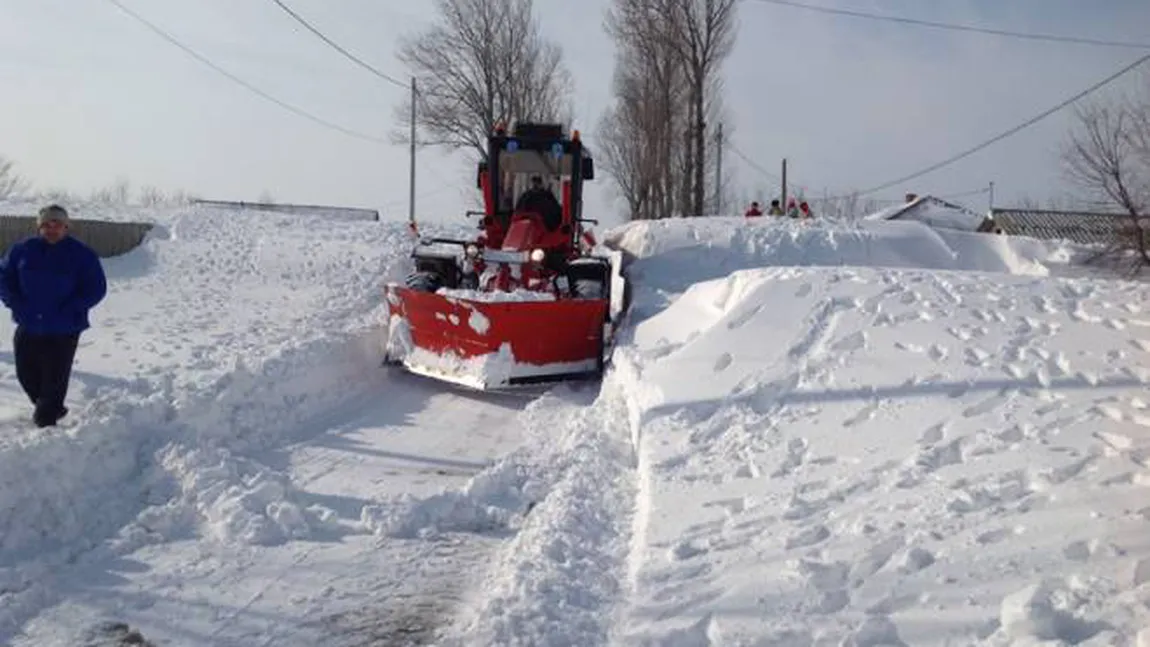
[[1, 204, 1148, 646]]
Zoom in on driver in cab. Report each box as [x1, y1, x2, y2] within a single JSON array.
[[514, 175, 562, 231]]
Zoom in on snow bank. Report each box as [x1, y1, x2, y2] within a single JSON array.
[[0, 325, 389, 637], [605, 216, 1059, 284], [613, 263, 1150, 645]]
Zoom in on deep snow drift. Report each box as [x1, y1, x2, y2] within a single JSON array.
[[1, 206, 1147, 646], [618, 265, 1149, 645], [438, 217, 1150, 646]]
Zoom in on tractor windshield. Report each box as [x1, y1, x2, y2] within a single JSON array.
[[496, 148, 574, 214]]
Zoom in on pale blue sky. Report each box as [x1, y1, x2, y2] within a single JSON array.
[[1, 0, 1148, 227]]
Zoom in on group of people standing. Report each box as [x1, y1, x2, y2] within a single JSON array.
[[744, 198, 813, 219]]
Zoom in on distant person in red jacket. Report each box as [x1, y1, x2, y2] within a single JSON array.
[[799, 201, 813, 218], [745, 201, 763, 217]]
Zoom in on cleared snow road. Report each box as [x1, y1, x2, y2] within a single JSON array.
[[13, 370, 545, 647]]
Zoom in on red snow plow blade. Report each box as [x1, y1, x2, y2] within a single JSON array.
[[384, 285, 608, 390]]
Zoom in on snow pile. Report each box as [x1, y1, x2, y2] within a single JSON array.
[[134, 444, 344, 546], [606, 216, 1064, 283], [612, 264, 1150, 645], [387, 339, 519, 391], [359, 444, 539, 540]]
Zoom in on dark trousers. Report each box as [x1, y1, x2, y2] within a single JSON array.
[[13, 327, 80, 426]]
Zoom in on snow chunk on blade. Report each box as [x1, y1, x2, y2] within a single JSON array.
[[437, 287, 558, 302]]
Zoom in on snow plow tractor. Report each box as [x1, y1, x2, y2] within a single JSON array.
[[383, 122, 627, 390]]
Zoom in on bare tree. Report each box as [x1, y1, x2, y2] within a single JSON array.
[[667, 0, 737, 217], [394, 0, 573, 161], [809, 193, 888, 222], [1062, 88, 1150, 274], [0, 155, 29, 200], [601, 0, 687, 220], [599, 0, 736, 221], [137, 185, 166, 207]]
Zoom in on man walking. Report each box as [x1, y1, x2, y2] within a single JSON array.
[[0, 204, 107, 427]]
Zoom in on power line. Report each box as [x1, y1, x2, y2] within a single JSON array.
[[745, 0, 1150, 50], [102, 0, 386, 144], [728, 144, 780, 181], [854, 53, 1150, 196], [938, 186, 991, 200], [267, 0, 408, 89]]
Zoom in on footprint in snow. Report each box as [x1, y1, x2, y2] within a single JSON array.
[[831, 330, 868, 353], [962, 393, 1010, 419], [791, 558, 852, 613], [900, 547, 936, 573], [928, 344, 948, 361], [849, 535, 904, 585], [976, 527, 1021, 545], [670, 538, 710, 561], [782, 494, 827, 521], [703, 496, 751, 516], [913, 437, 966, 472], [843, 402, 881, 428], [919, 422, 947, 445], [843, 615, 907, 647], [894, 341, 925, 353], [772, 437, 808, 478], [947, 326, 974, 342], [785, 523, 830, 549], [1063, 539, 1123, 562], [712, 352, 733, 372], [964, 346, 992, 367]]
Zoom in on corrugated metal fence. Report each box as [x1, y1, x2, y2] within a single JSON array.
[[0, 216, 153, 258]]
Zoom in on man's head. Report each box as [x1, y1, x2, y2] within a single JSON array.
[[530, 175, 544, 189], [37, 204, 69, 244]]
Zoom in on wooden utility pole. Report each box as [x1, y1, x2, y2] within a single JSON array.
[[715, 122, 724, 214], [408, 76, 417, 232], [781, 158, 788, 210]]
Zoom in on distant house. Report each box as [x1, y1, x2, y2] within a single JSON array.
[[990, 208, 1140, 246], [865, 193, 996, 233]]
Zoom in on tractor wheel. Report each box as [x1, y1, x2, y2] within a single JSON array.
[[567, 261, 608, 300], [405, 270, 442, 293], [573, 278, 604, 300]]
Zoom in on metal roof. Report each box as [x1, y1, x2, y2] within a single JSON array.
[[991, 208, 1139, 246]]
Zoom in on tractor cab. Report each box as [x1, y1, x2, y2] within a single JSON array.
[[477, 122, 594, 257]]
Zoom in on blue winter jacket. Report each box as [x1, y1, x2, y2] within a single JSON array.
[[0, 235, 108, 335]]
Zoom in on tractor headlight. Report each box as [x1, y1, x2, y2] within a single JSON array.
[[529, 248, 546, 263], [465, 244, 480, 258]]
